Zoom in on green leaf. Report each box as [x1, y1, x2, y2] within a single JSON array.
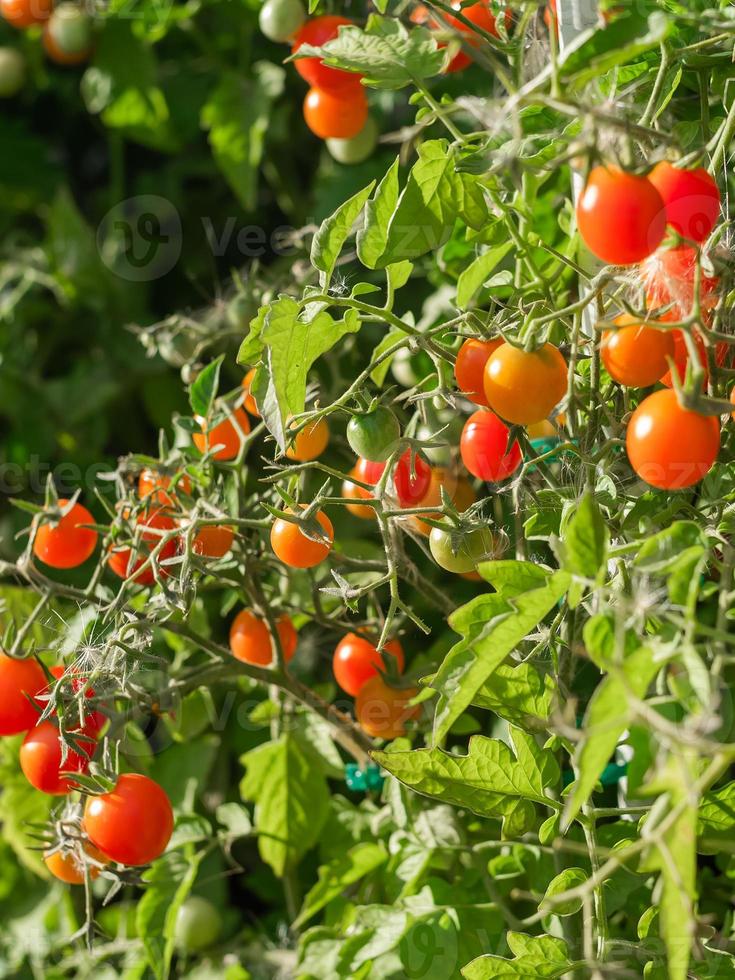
[[559, 12, 672, 86], [540, 868, 587, 916], [582, 613, 639, 671], [478, 560, 550, 598], [189, 354, 223, 419], [311, 180, 376, 287], [370, 326, 406, 387], [560, 493, 609, 580], [294, 842, 388, 928], [357, 157, 400, 270], [698, 781, 735, 854], [471, 659, 555, 728], [462, 932, 573, 979], [137, 852, 204, 978], [456, 243, 513, 310], [374, 726, 560, 820], [240, 734, 330, 876], [634, 521, 707, 574]]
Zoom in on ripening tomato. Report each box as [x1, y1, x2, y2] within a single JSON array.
[[429, 524, 498, 574], [291, 15, 362, 93], [20, 719, 97, 795], [347, 406, 401, 462], [138, 468, 192, 507], [191, 524, 235, 558], [601, 314, 675, 388], [658, 330, 728, 388], [286, 418, 330, 461], [270, 507, 334, 568], [242, 368, 260, 417], [342, 468, 376, 520], [229, 609, 297, 666], [333, 633, 404, 696], [108, 509, 178, 585], [643, 245, 719, 319], [626, 388, 720, 489], [577, 167, 666, 265], [454, 338, 502, 406], [460, 410, 521, 482], [83, 773, 174, 867], [0, 653, 47, 736], [484, 342, 567, 425], [326, 116, 378, 165], [647, 161, 720, 244], [33, 500, 98, 570], [0, 0, 52, 28], [193, 407, 251, 460], [303, 86, 368, 140], [44, 843, 107, 885], [42, 4, 93, 65], [356, 456, 386, 486], [259, 0, 306, 42], [355, 675, 420, 739], [394, 448, 432, 507]]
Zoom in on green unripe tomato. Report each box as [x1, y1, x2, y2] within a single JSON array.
[[0, 47, 25, 97], [175, 896, 222, 952], [326, 116, 378, 165], [258, 0, 306, 42], [429, 524, 496, 574], [46, 3, 93, 56], [347, 406, 401, 462]]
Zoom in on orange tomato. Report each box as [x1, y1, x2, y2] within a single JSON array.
[[193, 407, 251, 461], [191, 524, 235, 558], [138, 468, 192, 507], [601, 314, 675, 388], [0, 0, 52, 28], [229, 609, 297, 666], [286, 418, 330, 461], [270, 508, 334, 568], [303, 86, 368, 140], [454, 338, 502, 406], [355, 675, 420, 739], [44, 843, 107, 884], [342, 468, 376, 519], [483, 342, 567, 425], [108, 509, 178, 585], [33, 500, 98, 570], [242, 368, 260, 417]]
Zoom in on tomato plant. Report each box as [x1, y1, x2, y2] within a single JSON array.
[[83, 774, 174, 867], [107, 509, 178, 584]]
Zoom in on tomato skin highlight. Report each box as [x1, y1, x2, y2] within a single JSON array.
[[292, 15, 362, 93], [270, 508, 334, 568], [483, 342, 567, 426], [83, 773, 174, 867], [193, 407, 251, 460], [460, 410, 521, 482], [33, 500, 98, 570], [303, 86, 368, 140], [394, 448, 432, 507], [601, 315, 675, 388], [647, 162, 720, 243], [454, 338, 502, 406], [44, 843, 107, 884], [285, 418, 330, 461], [355, 675, 420, 740], [229, 609, 297, 666], [108, 509, 178, 585], [20, 719, 97, 795], [626, 388, 720, 490], [576, 167, 666, 265], [333, 633, 405, 696], [0, 654, 47, 736], [0, 0, 52, 28]]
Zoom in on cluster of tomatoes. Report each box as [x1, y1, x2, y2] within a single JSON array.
[[0, 652, 173, 883], [0, 0, 93, 92]]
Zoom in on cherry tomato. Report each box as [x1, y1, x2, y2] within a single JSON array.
[[193, 407, 251, 460], [355, 675, 420, 739], [0, 47, 25, 96], [454, 338, 502, 406], [347, 406, 400, 462], [286, 418, 330, 461], [409, 468, 476, 536], [647, 161, 719, 244], [259, 0, 306, 42], [46, 665, 106, 738], [44, 842, 107, 885], [355, 456, 387, 485], [242, 368, 260, 417], [429, 524, 498, 574], [326, 116, 378, 165], [138, 468, 192, 507], [626, 388, 720, 490], [643, 245, 719, 319], [229, 609, 297, 666], [600, 314, 675, 388], [333, 633, 405, 696], [108, 509, 178, 585], [303, 86, 368, 140], [0, 653, 47, 735], [442, 2, 512, 72], [191, 524, 235, 558], [342, 468, 376, 520], [175, 896, 222, 952], [33, 499, 98, 570], [484, 342, 567, 425], [42, 4, 93, 65], [84, 773, 174, 867], [292, 15, 362, 94], [576, 167, 666, 265], [460, 410, 521, 482], [394, 448, 432, 507], [20, 719, 97, 795], [270, 507, 334, 568], [659, 330, 728, 388], [0, 0, 52, 28]]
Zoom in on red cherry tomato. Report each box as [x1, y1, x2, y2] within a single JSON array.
[[442, 2, 511, 72], [647, 161, 720, 244], [83, 773, 174, 867], [483, 341, 568, 426], [303, 86, 368, 140], [108, 509, 178, 585], [0, 0, 52, 28], [44, 842, 107, 884], [394, 448, 432, 507], [626, 388, 720, 489], [20, 719, 97, 795], [332, 633, 405, 696], [454, 338, 502, 406], [601, 314, 675, 388], [229, 609, 298, 666], [342, 468, 376, 520], [191, 524, 235, 558], [0, 653, 47, 736], [355, 675, 420, 739], [138, 469, 192, 507], [193, 407, 251, 461], [460, 409, 521, 482], [577, 167, 666, 265], [658, 330, 728, 388], [291, 15, 362, 94], [270, 508, 334, 568], [355, 456, 387, 485], [33, 500, 98, 570]]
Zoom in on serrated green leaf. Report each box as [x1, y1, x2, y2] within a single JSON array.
[[357, 157, 400, 269], [561, 493, 609, 580], [189, 354, 223, 418], [294, 842, 387, 928], [456, 243, 513, 310], [311, 180, 375, 287], [462, 932, 572, 978]]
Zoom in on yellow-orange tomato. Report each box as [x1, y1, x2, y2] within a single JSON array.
[[191, 524, 235, 558], [286, 418, 330, 461], [483, 342, 568, 426], [454, 338, 502, 406], [242, 368, 260, 417], [138, 468, 192, 507], [355, 675, 420, 739], [342, 468, 375, 520], [44, 843, 107, 884], [270, 508, 334, 568], [229, 609, 297, 666], [193, 407, 251, 461], [1, 0, 52, 28], [601, 314, 675, 388]]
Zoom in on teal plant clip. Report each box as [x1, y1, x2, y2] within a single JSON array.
[[345, 763, 385, 792]]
